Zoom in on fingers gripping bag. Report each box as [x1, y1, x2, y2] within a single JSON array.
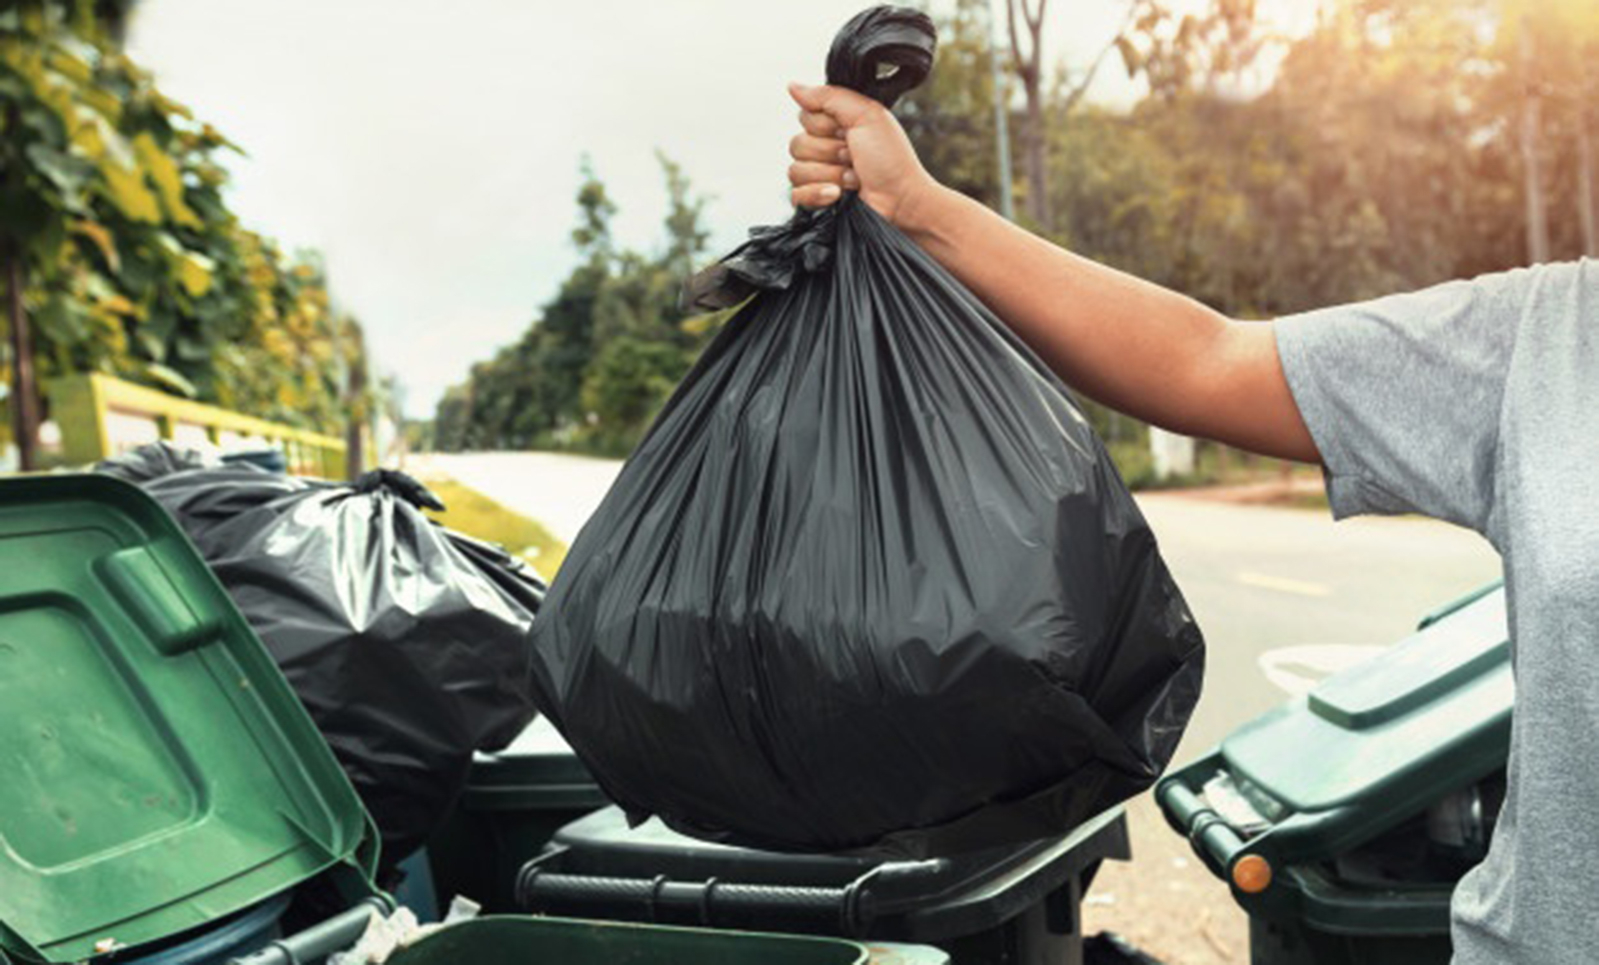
[[530, 6, 1204, 857]]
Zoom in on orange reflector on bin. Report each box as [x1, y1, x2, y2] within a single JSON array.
[[1232, 855, 1273, 894]]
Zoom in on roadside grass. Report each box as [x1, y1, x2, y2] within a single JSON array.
[[424, 476, 569, 578]]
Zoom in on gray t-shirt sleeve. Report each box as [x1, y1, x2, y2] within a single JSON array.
[[1273, 264, 1562, 535]]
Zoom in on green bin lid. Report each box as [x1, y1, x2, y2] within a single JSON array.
[[1222, 586, 1511, 814], [0, 475, 378, 964]]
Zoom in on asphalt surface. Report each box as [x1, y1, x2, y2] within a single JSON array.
[[423, 451, 1504, 963]]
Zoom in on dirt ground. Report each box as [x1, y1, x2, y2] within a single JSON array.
[[1083, 796, 1248, 964]]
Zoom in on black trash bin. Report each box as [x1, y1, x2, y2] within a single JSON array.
[[1157, 582, 1511, 965], [514, 805, 1129, 965], [426, 717, 611, 912]]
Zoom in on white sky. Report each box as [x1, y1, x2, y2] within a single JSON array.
[[127, 1, 1320, 417]]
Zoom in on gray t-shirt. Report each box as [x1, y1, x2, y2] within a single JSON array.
[[1275, 258, 1598, 964]]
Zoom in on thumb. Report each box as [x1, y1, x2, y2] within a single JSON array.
[[787, 82, 878, 128]]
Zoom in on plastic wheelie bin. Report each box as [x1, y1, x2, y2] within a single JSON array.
[[0, 475, 952, 965], [514, 804, 1130, 965], [1157, 582, 1511, 964], [0, 475, 384, 965], [425, 717, 609, 912]]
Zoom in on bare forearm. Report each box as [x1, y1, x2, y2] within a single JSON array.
[[900, 186, 1319, 463]]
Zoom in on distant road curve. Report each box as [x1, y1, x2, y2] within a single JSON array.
[[410, 451, 624, 546]]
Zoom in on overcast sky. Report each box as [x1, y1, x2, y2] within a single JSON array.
[[127, 1, 1318, 417]]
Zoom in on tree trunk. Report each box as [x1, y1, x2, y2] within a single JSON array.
[[1023, 91, 1050, 229], [5, 249, 38, 472], [344, 323, 368, 479], [986, 0, 1017, 221], [1520, 20, 1550, 264], [1007, 0, 1052, 232], [1579, 120, 1596, 257]]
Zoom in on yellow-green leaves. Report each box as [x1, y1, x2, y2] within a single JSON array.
[[157, 233, 214, 297], [1, 3, 358, 440], [69, 218, 119, 271], [133, 132, 201, 228]]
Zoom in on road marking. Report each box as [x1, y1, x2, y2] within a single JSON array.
[[1235, 571, 1332, 597], [1258, 644, 1389, 695]]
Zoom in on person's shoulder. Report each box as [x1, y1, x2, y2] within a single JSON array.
[[1464, 258, 1593, 295]]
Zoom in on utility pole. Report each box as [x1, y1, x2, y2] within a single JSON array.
[[1579, 56, 1598, 257], [987, 0, 1016, 221], [1520, 16, 1551, 264]]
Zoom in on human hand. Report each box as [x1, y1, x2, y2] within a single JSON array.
[[786, 82, 939, 230]]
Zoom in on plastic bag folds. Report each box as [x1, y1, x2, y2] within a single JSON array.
[[99, 450, 545, 864], [530, 5, 1204, 858]]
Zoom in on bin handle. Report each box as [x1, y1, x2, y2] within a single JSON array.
[[517, 868, 875, 937], [1157, 781, 1248, 879], [226, 896, 393, 965]]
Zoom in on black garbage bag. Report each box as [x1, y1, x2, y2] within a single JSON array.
[[103, 453, 544, 864], [96, 439, 221, 482], [529, 6, 1204, 858]]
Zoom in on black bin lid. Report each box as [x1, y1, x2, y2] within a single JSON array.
[[518, 805, 1128, 942], [464, 717, 607, 811]]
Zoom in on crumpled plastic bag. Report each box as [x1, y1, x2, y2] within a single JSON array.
[[329, 897, 481, 965], [528, 5, 1205, 858], [94, 440, 221, 482], [98, 449, 545, 865]]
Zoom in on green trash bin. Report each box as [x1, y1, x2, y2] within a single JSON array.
[[425, 717, 609, 912], [0, 475, 385, 965], [385, 916, 950, 965], [1157, 582, 1510, 965]]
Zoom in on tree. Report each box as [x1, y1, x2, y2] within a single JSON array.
[[434, 155, 721, 456], [0, 2, 362, 469], [898, 0, 1005, 208], [1006, 0, 1052, 228], [659, 150, 709, 279]]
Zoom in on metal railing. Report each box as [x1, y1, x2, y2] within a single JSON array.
[[47, 373, 351, 477]]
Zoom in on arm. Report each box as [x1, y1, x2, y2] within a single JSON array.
[[786, 83, 1320, 464]]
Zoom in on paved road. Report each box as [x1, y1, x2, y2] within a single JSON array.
[[1137, 492, 1501, 758], [415, 452, 624, 545], [422, 451, 1503, 962]]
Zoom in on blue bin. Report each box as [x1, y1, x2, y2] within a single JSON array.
[[119, 895, 291, 965]]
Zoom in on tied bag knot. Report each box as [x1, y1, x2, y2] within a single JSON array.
[[682, 6, 936, 312]]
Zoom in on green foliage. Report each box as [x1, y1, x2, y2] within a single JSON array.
[[423, 475, 569, 577], [433, 154, 725, 455], [439, 0, 1599, 479], [897, 0, 1005, 209], [0, 1, 363, 441], [579, 336, 691, 456]]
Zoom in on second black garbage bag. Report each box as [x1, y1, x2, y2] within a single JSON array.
[[530, 5, 1204, 857], [99, 452, 545, 868]]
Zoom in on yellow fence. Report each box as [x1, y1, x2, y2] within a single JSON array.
[[47, 373, 351, 477]]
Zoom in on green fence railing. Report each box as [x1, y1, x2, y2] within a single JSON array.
[[47, 373, 351, 476]]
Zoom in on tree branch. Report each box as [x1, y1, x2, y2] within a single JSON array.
[[1007, 0, 1028, 76], [1029, 0, 1047, 36], [1061, 4, 1139, 111]]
